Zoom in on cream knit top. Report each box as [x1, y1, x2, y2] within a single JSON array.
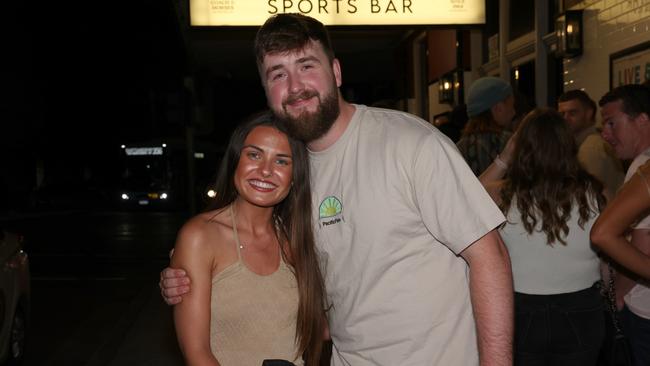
[[209, 207, 303, 365]]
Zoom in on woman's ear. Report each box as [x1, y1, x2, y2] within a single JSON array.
[[491, 100, 505, 115]]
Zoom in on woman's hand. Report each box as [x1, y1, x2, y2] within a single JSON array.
[[498, 130, 518, 167]]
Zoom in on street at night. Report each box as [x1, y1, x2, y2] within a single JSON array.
[[5, 0, 650, 365], [6, 209, 188, 366]]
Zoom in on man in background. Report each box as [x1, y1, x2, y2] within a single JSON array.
[[598, 84, 650, 366], [558, 89, 624, 198]]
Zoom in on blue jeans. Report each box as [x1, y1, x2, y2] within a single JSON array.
[[620, 305, 650, 366], [514, 285, 606, 366]]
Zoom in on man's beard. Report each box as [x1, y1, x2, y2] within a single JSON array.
[[276, 87, 340, 143]]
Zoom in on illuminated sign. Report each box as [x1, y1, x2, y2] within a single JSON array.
[[190, 0, 485, 26], [125, 147, 164, 156]]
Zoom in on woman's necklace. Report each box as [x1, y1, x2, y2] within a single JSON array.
[[230, 205, 245, 250], [231, 204, 278, 251]]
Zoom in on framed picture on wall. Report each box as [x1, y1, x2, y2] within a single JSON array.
[[610, 41, 650, 88]]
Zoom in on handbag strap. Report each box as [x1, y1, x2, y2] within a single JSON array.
[[606, 262, 624, 334]]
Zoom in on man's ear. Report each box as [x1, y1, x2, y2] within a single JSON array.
[[333, 58, 342, 87], [636, 112, 650, 129], [586, 107, 595, 123]]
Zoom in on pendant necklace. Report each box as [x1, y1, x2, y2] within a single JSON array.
[[231, 205, 245, 250]]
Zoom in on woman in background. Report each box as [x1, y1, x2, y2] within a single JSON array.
[[591, 160, 650, 280], [480, 108, 606, 365], [591, 160, 650, 366], [457, 76, 515, 175]]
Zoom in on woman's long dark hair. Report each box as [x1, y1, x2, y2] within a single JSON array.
[[207, 111, 326, 364], [462, 109, 504, 136], [500, 108, 606, 245]]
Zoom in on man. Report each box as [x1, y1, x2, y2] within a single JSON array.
[[598, 84, 650, 366], [558, 89, 624, 198], [162, 14, 513, 365]]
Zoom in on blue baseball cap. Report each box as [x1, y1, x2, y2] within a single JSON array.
[[466, 77, 513, 117]]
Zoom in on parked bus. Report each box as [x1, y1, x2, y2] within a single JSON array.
[[116, 139, 220, 211]]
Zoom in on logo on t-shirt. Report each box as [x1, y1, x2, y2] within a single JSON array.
[[319, 196, 343, 226]]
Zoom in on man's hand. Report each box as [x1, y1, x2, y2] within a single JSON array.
[[159, 268, 191, 305]]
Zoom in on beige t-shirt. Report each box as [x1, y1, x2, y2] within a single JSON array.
[[577, 130, 624, 198], [310, 105, 505, 366], [624, 147, 650, 319]]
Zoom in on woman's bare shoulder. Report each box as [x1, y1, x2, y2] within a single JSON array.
[[174, 209, 233, 256]]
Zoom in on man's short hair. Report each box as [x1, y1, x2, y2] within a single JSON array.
[[558, 89, 597, 115], [599, 84, 650, 119], [254, 14, 335, 71]]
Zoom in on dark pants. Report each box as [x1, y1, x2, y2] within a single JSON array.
[[514, 286, 606, 366], [620, 305, 650, 366]]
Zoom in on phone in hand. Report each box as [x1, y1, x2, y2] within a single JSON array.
[[262, 360, 296, 366]]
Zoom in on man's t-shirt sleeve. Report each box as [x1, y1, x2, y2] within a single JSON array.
[[411, 130, 506, 254]]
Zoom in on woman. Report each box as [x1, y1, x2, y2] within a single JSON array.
[[171, 112, 326, 366], [591, 160, 650, 366], [480, 108, 606, 365], [457, 77, 514, 176], [591, 160, 650, 280]]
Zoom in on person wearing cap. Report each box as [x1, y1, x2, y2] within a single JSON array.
[[457, 76, 516, 175]]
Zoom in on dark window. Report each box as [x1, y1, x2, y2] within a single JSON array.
[[548, 56, 565, 106], [549, 0, 562, 31], [485, 0, 499, 37], [509, 0, 535, 41], [511, 61, 536, 114], [482, 0, 499, 64]]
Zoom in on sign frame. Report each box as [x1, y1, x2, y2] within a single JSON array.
[[189, 0, 486, 26], [610, 40, 650, 89]]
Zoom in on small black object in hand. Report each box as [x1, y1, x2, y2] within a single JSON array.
[[262, 360, 296, 366]]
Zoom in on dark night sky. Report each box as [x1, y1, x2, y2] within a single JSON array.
[[8, 1, 187, 144], [3, 1, 404, 151], [0, 1, 399, 211], [0, 1, 203, 209]]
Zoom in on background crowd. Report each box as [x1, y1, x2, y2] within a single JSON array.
[[159, 12, 650, 366], [456, 78, 650, 366]]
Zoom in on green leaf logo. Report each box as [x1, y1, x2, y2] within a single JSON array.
[[319, 196, 342, 219]]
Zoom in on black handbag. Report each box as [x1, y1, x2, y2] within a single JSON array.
[[597, 264, 633, 366]]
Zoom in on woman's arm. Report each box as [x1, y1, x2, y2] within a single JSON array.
[[591, 162, 650, 280], [478, 131, 517, 204], [171, 220, 221, 366]]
